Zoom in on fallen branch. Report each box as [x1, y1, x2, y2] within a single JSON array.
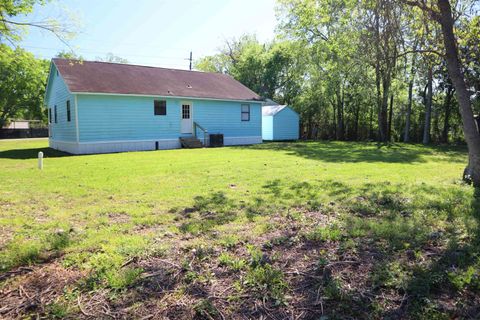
[[77, 295, 95, 317], [0, 267, 34, 281]]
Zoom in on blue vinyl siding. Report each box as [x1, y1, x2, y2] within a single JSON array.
[[272, 107, 299, 140], [190, 100, 261, 137], [76, 95, 262, 142], [262, 116, 274, 140], [46, 64, 76, 142]]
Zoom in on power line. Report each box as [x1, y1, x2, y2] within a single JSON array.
[[78, 37, 192, 51], [20, 44, 190, 60]]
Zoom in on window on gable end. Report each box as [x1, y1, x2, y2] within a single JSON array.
[[241, 104, 250, 121], [66, 100, 71, 122]]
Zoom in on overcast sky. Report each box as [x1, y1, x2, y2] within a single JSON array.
[[15, 0, 278, 69]]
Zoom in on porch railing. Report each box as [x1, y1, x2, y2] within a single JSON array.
[[193, 122, 209, 146]]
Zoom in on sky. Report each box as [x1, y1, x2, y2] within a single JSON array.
[[15, 0, 278, 70]]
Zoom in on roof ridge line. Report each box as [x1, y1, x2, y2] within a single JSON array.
[[52, 58, 222, 75]]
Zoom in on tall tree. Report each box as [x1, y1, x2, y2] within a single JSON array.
[[423, 65, 433, 144], [404, 0, 480, 185], [0, 45, 48, 127], [195, 36, 303, 102], [442, 83, 454, 143]]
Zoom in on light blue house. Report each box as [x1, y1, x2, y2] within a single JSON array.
[[262, 104, 300, 141], [45, 59, 263, 154]]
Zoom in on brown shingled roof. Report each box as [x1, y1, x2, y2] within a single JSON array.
[[52, 59, 262, 101]]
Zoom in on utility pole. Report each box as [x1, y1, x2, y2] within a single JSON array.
[[186, 51, 192, 71]]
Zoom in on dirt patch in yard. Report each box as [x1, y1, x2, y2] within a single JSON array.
[[107, 212, 131, 224], [2, 206, 479, 319], [0, 226, 14, 250], [0, 262, 84, 318], [107, 208, 480, 319]]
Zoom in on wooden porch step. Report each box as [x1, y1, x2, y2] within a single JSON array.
[[180, 137, 203, 148]]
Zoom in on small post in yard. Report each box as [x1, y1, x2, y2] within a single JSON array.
[[38, 151, 43, 170]]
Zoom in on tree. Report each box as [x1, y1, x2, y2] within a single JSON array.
[[277, 0, 375, 140], [56, 50, 83, 60], [0, 44, 49, 127], [404, 0, 480, 185], [0, 0, 75, 45], [403, 51, 418, 142], [423, 64, 433, 144], [193, 0, 476, 148], [195, 36, 302, 102], [96, 53, 129, 64]]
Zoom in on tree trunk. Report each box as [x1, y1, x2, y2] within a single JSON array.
[[369, 103, 374, 139], [332, 99, 337, 140], [379, 78, 390, 142], [336, 89, 345, 140], [404, 79, 414, 142], [388, 94, 394, 141], [423, 66, 433, 145], [354, 105, 360, 140], [442, 85, 453, 143], [403, 44, 418, 143], [374, 1, 388, 142], [438, 0, 480, 186]]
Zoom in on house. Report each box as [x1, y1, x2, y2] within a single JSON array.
[[45, 59, 263, 154], [262, 104, 299, 141], [2, 120, 30, 129], [1, 120, 47, 139]]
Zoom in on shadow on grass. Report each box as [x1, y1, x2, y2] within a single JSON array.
[[178, 192, 238, 234], [0, 147, 70, 159], [241, 141, 467, 164]]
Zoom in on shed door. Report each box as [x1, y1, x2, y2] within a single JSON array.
[[181, 103, 192, 134]]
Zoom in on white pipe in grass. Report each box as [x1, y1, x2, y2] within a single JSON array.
[[38, 151, 43, 170]]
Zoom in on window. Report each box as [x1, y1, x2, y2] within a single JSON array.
[[66, 100, 71, 122], [241, 104, 250, 121], [182, 104, 190, 119], [54, 105, 57, 123], [49, 108, 52, 124], [154, 100, 167, 115]]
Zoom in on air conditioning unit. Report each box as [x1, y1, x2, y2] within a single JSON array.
[[209, 134, 224, 147]]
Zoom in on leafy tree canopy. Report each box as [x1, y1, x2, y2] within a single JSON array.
[[0, 44, 49, 126]]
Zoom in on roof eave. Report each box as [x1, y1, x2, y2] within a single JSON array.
[[72, 91, 264, 103]]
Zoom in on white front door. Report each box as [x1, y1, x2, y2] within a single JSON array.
[[181, 103, 193, 134]]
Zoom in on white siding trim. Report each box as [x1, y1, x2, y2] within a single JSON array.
[[49, 136, 262, 154], [74, 92, 262, 104], [49, 138, 180, 154], [224, 136, 262, 146], [49, 139, 81, 154], [78, 139, 180, 144]]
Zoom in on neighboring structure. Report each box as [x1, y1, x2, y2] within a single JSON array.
[[45, 59, 263, 154], [0, 120, 48, 139], [262, 104, 300, 141], [2, 120, 31, 129]]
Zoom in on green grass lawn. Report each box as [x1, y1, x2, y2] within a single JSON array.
[[0, 138, 479, 319]]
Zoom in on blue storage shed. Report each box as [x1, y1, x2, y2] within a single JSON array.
[[262, 105, 299, 141]]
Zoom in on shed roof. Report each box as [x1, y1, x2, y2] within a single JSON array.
[[52, 59, 262, 101], [262, 105, 288, 116]]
